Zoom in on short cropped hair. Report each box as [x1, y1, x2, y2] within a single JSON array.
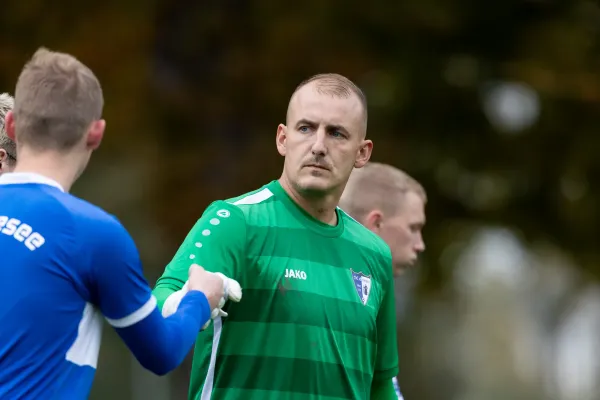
[[0, 93, 16, 161], [291, 73, 368, 126], [13, 47, 103, 152], [340, 162, 427, 220]]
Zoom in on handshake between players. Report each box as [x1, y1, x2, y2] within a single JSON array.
[[180, 264, 243, 329]]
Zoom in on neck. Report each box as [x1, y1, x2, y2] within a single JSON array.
[[278, 175, 340, 225], [13, 149, 81, 192]]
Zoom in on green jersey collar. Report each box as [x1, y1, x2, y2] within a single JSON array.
[[267, 180, 345, 238]]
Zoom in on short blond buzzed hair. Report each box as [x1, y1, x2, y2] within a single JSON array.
[[291, 73, 368, 127], [340, 162, 427, 220], [13, 47, 103, 152]]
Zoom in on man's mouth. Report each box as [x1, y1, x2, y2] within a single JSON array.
[[305, 164, 329, 171]]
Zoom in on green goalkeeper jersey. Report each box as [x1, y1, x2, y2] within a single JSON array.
[[153, 180, 398, 400]]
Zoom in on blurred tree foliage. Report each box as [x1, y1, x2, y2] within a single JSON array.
[[1, 0, 599, 398], [147, 0, 600, 286], [1, 0, 597, 281]]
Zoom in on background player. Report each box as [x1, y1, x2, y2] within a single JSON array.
[[154, 73, 400, 399], [0, 48, 232, 399], [340, 162, 426, 276], [0, 92, 16, 174], [340, 161, 427, 399]]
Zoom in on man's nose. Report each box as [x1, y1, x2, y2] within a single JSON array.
[[414, 234, 425, 252], [311, 129, 327, 156]]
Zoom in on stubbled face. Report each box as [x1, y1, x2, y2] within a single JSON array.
[[379, 192, 426, 275], [276, 84, 372, 197]]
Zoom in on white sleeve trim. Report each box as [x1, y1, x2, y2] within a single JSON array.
[[105, 296, 157, 328]]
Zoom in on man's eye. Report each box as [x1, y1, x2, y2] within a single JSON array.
[[299, 126, 310, 133]]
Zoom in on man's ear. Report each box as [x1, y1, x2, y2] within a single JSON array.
[[354, 139, 373, 168], [5, 111, 16, 141], [276, 124, 287, 157], [363, 209, 384, 233], [86, 119, 106, 150], [0, 149, 6, 172]]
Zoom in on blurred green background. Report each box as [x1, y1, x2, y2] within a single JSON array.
[[2, 0, 599, 398]]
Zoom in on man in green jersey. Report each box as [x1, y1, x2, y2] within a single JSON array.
[[153, 73, 399, 399], [340, 162, 427, 400]]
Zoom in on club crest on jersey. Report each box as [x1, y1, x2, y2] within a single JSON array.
[[350, 269, 372, 306]]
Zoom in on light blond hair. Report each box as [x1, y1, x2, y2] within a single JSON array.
[[13, 47, 103, 152], [289, 73, 368, 130], [0, 93, 16, 162], [340, 162, 427, 220]]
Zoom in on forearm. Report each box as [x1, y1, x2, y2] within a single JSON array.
[[115, 291, 210, 375], [371, 379, 398, 400]]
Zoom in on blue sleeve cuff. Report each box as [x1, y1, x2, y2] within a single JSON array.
[[114, 290, 212, 375], [177, 290, 211, 328]]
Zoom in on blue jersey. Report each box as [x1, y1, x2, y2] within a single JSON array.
[[0, 172, 211, 399]]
